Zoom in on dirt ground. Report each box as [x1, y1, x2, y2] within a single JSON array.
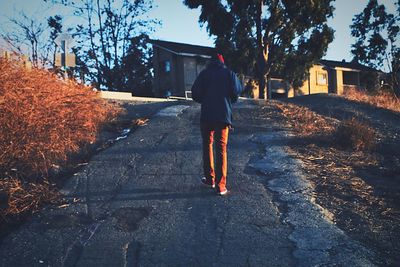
[[273, 94, 400, 266]]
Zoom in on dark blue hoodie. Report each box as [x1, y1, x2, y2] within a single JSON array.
[[191, 60, 243, 125]]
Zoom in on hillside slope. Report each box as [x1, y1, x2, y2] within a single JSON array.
[[277, 94, 400, 265]]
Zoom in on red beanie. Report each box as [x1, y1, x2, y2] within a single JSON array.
[[217, 53, 225, 64]]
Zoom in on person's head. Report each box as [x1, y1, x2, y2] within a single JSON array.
[[211, 52, 225, 64]]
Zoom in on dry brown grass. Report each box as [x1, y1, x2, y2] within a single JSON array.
[[0, 58, 122, 217], [334, 118, 376, 151], [0, 58, 121, 179], [276, 102, 376, 151], [275, 102, 336, 136], [344, 88, 400, 113], [0, 177, 59, 216], [271, 97, 399, 263]]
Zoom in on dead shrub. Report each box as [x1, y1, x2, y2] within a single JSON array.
[[334, 118, 376, 151], [0, 58, 122, 179], [0, 177, 59, 216], [276, 102, 336, 136], [344, 88, 400, 113]]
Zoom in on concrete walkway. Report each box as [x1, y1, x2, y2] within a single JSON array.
[[0, 101, 376, 266]]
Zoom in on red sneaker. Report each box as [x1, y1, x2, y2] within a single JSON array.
[[218, 189, 228, 196]]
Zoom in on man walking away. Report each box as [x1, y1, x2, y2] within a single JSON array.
[[191, 53, 243, 196]]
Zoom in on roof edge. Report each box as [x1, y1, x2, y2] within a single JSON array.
[[150, 39, 215, 57]]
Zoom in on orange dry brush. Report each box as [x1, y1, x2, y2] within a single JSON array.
[[0, 58, 121, 179], [344, 88, 400, 113], [276, 102, 336, 136], [334, 117, 376, 151], [0, 177, 59, 216]]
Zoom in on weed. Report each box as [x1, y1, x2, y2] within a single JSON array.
[[276, 102, 336, 136], [334, 117, 376, 151], [0, 58, 121, 180], [0, 58, 121, 217], [0, 177, 59, 216], [344, 88, 400, 113]]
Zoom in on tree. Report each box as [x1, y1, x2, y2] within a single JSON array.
[[351, 0, 400, 96], [119, 34, 154, 96], [47, 15, 63, 68], [1, 12, 48, 67], [48, 0, 158, 91], [184, 0, 335, 99], [1, 13, 65, 68]]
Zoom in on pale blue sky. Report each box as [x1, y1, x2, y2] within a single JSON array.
[[0, 0, 397, 63]]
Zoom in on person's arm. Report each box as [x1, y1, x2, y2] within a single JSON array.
[[191, 71, 204, 103], [230, 72, 243, 103]]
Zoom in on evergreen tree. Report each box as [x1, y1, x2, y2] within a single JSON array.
[[119, 34, 153, 96], [47, 15, 63, 69], [184, 0, 335, 99], [351, 0, 399, 96]]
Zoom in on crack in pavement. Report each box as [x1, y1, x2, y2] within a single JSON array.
[[61, 221, 102, 267], [62, 106, 192, 265], [123, 240, 141, 267], [0, 102, 298, 266], [61, 149, 143, 266], [249, 131, 378, 266], [153, 132, 168, 149], [216, 209, 230, 261]]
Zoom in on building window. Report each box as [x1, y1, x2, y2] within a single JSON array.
[[317, 71, 327, 85], [164, 60, 171, 73], [343, 71, 359, 85]]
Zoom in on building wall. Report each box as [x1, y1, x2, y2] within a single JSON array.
[[336, 70, 344, 95], [332, 69, 363, 95], [182, 56, 208, 96], [171, 53, 179, 95], [152, 47, 210, 97], [327, 68, 337, 94], [152, 47, 176, 97], [183, 57, 197, 93], [152, 47, 160, 95], [176, 56, 185, 95], [296, 65, 329, 96], [152, 47, 161, 96], [243, 64, 372, 99]]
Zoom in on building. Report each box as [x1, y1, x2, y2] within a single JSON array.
[[150, 40, 380, 98], [150, 39, 215, 97], [288, 64, 330, 97], [288, 59, 379, 97]]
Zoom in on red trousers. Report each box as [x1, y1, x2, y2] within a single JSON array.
[[201, 122, 229, 192]]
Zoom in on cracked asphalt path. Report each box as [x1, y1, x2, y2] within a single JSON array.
[[0, 100, 377, 266]]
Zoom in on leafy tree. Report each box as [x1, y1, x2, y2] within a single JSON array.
[[47, 15, 63, 68], [1, 12, 48, 67], [351, 0, 400, 96], [184, 0, 335, 99], [48, 0, 158, 91], [119, 34, 154, 96], [1, 13, 63, 68]]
